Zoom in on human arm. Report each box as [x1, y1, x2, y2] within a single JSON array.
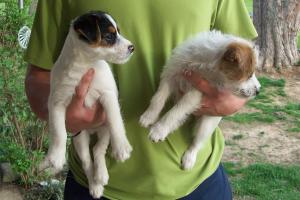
[[25, 64, 106, 133]]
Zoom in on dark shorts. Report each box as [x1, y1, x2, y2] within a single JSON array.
[[64, 165, 232, 200]]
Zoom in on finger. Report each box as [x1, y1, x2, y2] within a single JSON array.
[[195, 98, 219, 116], [182, 71, 219, 96], [75, 69, 95, 104], [195, 107, 215, 116]]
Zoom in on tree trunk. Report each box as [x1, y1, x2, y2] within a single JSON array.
[[253, 0, 300, 72]]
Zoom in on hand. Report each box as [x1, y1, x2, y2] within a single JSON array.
[[66, 69, 106, 133], [182, 71, 247, 116], [25, 65, 106, 135]]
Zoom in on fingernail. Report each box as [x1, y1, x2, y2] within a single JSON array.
[[88, 68, 95, 75], [182, 69, 192, 77]]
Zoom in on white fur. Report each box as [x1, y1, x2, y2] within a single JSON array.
[[40, 15, 133, 199], [140, 31, 261, 170]]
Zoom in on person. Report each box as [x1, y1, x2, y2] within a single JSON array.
[[24, 0, 257, 199]]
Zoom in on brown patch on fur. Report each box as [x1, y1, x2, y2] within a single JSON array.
[[75, 22, 102, 48], [90, 24, 117, 48], [108, 26, 116, 33], [75, 19, 117, 48], [219, 42, 256, 81], [88, 19, 103, 48], [76, 29, 90, 41]]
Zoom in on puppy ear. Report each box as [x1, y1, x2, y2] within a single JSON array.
[[223, 43, 241, 64], [220, 43, 255, 81], [73, 14, 101, 44]]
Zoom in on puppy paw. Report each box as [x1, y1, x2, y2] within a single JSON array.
[[181, 150, 197, 170], [94, 168, 109, 186], [89, 183, 104, 199], [148, 124, 169, 142], [139, 111, 157, 128], [39, 153, 65, 174], [111, 140, 132, 162]]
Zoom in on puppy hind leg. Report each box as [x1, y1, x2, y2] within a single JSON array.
[[73, 131, 94, 184], [99, 92, 132, 162], [149, 89, 202, 142], [73, 130, 104, 199], [93, 126, 110, 186], [140, 80, 172, 127], [181, 116, 222, 170]]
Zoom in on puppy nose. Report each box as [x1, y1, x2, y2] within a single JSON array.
[[128, 45, 134, 53]]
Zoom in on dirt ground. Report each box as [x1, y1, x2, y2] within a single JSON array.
[[0, 184, 23, 200], [221, 68, 300, 165]]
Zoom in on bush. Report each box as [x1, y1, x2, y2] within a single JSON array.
[[24, 182, 64, 200], [0, 0, 49, 188]]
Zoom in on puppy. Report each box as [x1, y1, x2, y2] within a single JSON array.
[[140, 31, 260, 170], [39, 11, 134, 198]]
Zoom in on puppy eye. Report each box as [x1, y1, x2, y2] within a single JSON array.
[[103, 33, 114, 41]]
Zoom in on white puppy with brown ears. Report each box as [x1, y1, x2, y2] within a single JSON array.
[[140, 31, 260, 170], [39, 11, 134, 198]]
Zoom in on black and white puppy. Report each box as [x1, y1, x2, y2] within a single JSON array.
[[140, 31, 260, 170], [39, 11, 134, 198]]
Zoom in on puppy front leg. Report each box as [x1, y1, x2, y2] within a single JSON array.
[[140, 80, 172, 127], [149, 89, 202, 142], [181, 116, 222, 170], [39, 105, 67, 173], [99, 92, 132, 162]]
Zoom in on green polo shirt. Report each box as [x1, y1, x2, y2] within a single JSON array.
[[25, 0, 257, 199]]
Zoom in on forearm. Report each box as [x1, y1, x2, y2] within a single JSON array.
[[25, 64, 50, 121], [25, 64, 106, 133]]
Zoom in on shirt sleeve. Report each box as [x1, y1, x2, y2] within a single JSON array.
[[24, 0, 70, 70], [211, 0, 258, 40]]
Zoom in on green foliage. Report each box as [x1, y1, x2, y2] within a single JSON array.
[[0, 0, 49, 188], [225, 77, 300, 132], [24, 183, 64, 200], [0, 135, 44, 187], [0, 0, 33, 46], [224, 162, 300, 200]]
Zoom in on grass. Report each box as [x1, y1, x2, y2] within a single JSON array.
[[225, 76, 300, 132], [232, 134, 244, 140], [224, 162, 300, 200]]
